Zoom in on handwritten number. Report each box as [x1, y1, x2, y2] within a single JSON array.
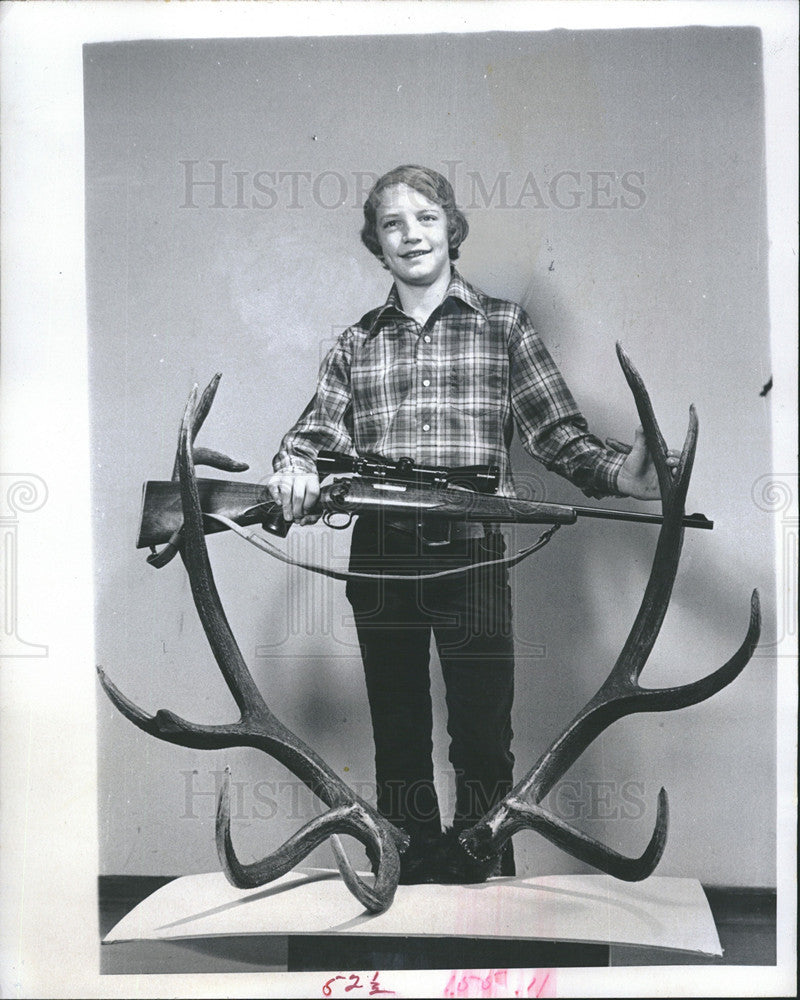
[[437, 968, 557, 999], [528, 971, 551, 998], [369, 970, 396, 996], [440, 968, 554, 999]]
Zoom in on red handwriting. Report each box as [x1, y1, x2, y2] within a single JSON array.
[[322, 971, 396, 997], [443, 968, 556, 998]]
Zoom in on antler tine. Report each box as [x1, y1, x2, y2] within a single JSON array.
[[617, 345, 697, 522], [616, 343, 673, 499], [101, 379, 408, 913], [455, 349, 760, 883], [501, 788, 669, 882], [675, 405, 698, 506], [330, 833, 402, 913], [96, 667, 243, 746], [149, 375, 248, 568], [170, 373, 223, 480], [612, 346, 697, 680], [186, 375, 249, 473], [635, 589, 761, 710], [216, 772, 401, 913]]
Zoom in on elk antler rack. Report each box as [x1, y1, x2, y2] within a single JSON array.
[[99, 350, 761, 912]]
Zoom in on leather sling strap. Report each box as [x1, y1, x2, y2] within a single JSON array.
[[207, 513, 562, 582]]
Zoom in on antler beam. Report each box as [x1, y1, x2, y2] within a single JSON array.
[[98, 376, 409, 913], [453, 343, 761, 880]]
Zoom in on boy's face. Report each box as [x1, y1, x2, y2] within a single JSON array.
[[375, 183, 451, 288]]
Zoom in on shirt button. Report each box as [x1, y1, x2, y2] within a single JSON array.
[[423, 335, 432, 343], [422, 379, 431, 387], [422, 423, 431, 432]]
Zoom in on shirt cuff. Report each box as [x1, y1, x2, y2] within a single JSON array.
[[582, 450, 628, 499], [272, 456, 318, 476]]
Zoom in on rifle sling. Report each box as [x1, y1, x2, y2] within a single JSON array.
[[206, 513, 562, 582]]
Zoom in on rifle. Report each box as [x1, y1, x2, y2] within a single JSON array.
[[137, 449, 713, 555]]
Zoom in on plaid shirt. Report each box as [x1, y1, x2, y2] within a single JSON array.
[[273, 269, 625, 499]]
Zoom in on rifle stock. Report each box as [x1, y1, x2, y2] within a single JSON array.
[[137, 479, 273, 548], [137, 475, 712, 551]]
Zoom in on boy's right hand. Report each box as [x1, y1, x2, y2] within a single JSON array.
[[267, 470, 322, 526]]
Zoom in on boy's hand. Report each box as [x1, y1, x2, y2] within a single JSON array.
[[611, 427, 680, 500], [268, 470, 322, 525]]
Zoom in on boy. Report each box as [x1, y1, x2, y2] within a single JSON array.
[[270, 165, 672, 883]]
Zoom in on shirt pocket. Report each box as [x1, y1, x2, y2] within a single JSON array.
[[447, 359, 507, 414], [351, 348, 414, 418], [446, 358, 508, 451]]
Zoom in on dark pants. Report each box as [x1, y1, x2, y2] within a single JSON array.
[[345, 514, 516, 853]]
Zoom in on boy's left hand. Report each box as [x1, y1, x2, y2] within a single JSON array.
[[611, 427, 681, 500]]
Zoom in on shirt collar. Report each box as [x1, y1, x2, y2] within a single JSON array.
[[366, 268, 488, 335]]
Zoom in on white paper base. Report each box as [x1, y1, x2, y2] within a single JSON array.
[[103, 869, 723, 957]]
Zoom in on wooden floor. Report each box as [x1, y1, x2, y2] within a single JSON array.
[[99, 876, 776, 973]]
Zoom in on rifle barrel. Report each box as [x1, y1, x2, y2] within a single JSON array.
[[572, 506, 714, 530]]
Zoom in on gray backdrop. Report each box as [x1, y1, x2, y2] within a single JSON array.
[[87, 28, 775, 888]]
